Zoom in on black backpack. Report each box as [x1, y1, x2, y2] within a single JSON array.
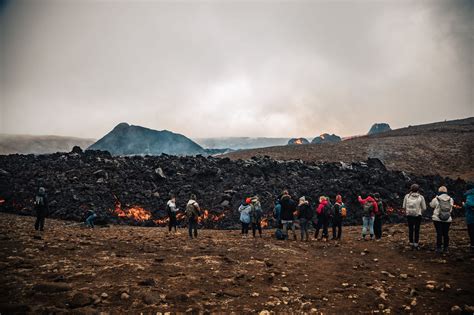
[[363, 201, 374, 217], [323, 203, 334, 218]]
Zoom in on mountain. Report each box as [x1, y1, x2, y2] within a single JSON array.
[[223, 117, 474, 180], [288, 138, 310, 145], [194, 137, 290, 150], [88, 123, 208, 156], [368, 123, 391, 135], [311, 133, 342, 144], [0, 134, 95, 155]]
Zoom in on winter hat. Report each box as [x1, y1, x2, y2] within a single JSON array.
[[336, 195, 342, 203], [245, 197, 252, 204], [299, 196, 306, 203], [438, 186, 448, 193], [38, 187, 45, 194]]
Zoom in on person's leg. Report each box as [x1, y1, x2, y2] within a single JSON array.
[[168, 218, 172, 232], [39, 215, 45, 231], [315, 220, 321, 239], [337, 220, 342, 239], [258, 221, 262, 237], [252, 223, 256, 237], [322, 219, 328, 240], [434, 221, 442, 251], [407, 217, 414, 245], [193, 220, 198, 238], [362, 217, 368, 238], [332, 219, 337, 239], [369, 216, 375, 239], [414, 216, 421, 247], [443, 222, 451, 251], [282, 221, 288, 238], [241, 222, 245, 235], [468, 223, 474, 249], [188, 219, 193, 238], [90, 214, 96, 228], [35, 215, 40, 231], [300, 219, 305, 241]]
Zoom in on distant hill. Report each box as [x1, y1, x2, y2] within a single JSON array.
[[368, 123, 391, 135], [223, 118, 474, 180], [288, 138, 310, 145], [311, 133, 342, 144], [195, 137, 289, 150], [88, 123, 209, 156], [0, 134, 95, 155]]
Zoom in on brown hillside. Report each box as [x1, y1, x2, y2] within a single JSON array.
[[223, 118, 474, 180], [0, 134, 95, 155]]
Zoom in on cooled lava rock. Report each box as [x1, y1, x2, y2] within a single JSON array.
[[0, 148, 468, 229], [287, 138, 310, 145], [311, 133, 342, 144]]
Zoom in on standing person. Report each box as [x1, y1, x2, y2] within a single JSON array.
[[280, 190, 297, 240], [373, 193, 385, 240], [331, 195, 346, 240], [297, 196, 312, 241], [463, 184, 474, 253], [273, 199, 282, 229], [34, 187, 49, 232], [250, 197, 263, 238], [358, 193, 378, 240], [167, 195, 179, 233], [85, 209, 97, 228], [185, 194, 200, 239], [403, 184, 427, 250], [239, 198, 252, 237], [430, 186, 454, 254], [315, 196, 331, 241]]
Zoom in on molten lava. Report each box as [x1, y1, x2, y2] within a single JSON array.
[[112, 197, 151, 222], [261, 218, 269, 228], [294, 139, 303, 145]]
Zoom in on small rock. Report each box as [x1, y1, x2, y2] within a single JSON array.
[[464, 305, 474, 313], [259, 310, 270, 315], [451, 305, 462, 313], [400, 274, 408, 279], [100, 292, 108, 299], [410, 298, 417, 307], [69, 292, 93, 308], [120, 292, 130, 300], [426, 284, 435, 291], [251, 292, 260, 297], [378, 304, 385, 310], [281, 287, 290, 292]]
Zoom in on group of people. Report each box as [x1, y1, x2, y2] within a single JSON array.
[[31, 183, 474, 253]]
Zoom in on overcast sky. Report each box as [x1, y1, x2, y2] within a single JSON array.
[[0, 0, 472, 139]]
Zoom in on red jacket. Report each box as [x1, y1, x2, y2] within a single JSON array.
[[358, 196, 379, 216], [316, 199, 328, 215]]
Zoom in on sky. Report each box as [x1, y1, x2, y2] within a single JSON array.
[[0, 0, 472, 139]]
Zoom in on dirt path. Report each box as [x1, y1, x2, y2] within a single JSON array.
[[1, 213, 473, 314]]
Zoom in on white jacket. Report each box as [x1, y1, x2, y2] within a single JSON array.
[[403, 193, 427, 217], [167, 200, 178, 212], [430, 193, 454, 222]]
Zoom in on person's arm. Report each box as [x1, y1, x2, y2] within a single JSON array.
[[450, 197, 454, 212], [429, 197, 437, 209], [358, 196, 364, 204], [420, 196, 427, 212], [402, 194, 407, 209], [373, 201, 379, 214]]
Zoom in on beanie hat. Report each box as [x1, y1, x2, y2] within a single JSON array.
[[438, 186, 448, 193], [245, 197, 252, 204], [336, 195, 342, 203]]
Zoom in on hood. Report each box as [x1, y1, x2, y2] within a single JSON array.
[[365, 196, 375, 203], [436, 194, 451, 201], [281, 195, 290, 201], [408, 192, 420, 198], [187, 199, 197, 205], [320, 200, 328, 206]]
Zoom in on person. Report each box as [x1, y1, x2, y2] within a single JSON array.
[[250, 197, 263, 238], [85, 209, 97, 228], [331, 195, 346, 240], [34, 187, 49, 231], [315, 196, 331, 241], [280, 190, 297, 240], [430, 186, 454, 254], [358, 193, 378, 240], [273, 199, 282, 229], [185, 194, 201, 239], [239, 198, 252, 237], [403, 184, 427, 250], [297, 196, 312, 241], [463, 184, 474, 253], [167, 195, 179, 233], [373, 193, 385, 240]]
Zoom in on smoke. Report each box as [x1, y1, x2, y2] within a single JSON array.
[[0, 0, 472, 138]]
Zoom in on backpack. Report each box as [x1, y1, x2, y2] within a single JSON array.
[[186, 202, 198, 218], [240, 208, 251, 224], [275, 229, 285, 240], [405, 194, 420, 216], [323, 203, 334, 218], [363, 201, 374, 217], [273, 204, 281, 219], [437, 197, 452, 221], [338, 203, 347, 218]]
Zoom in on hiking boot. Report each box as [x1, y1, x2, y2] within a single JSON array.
[[443, 248, 449, 254]]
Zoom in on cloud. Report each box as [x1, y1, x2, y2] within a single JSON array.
[[0, 0, 472, 138]]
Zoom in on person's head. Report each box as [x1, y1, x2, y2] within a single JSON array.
[[170, 194, 176, 202], [252, 196, 259, 203], [190, 194, 197, 201], [38, 187, 45, 195], [245, 197, 252, 205], [319, 196, 326, 203], [438, 186, 448, 194], [282, 190, 289, 196], [336, 195, 342, 203], [299, 196, 306, 203], [361, 191, 368, 198], [410, 184, 419, 193]]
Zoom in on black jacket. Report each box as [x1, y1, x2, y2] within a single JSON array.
[[297, 202, 313, 220], [280, 195, 296, 221], [34, 194, 49, 217]]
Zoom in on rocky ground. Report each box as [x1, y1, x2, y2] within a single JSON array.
[[1, 213, 473, 314]]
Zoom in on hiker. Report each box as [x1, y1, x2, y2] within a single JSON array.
[[331, 195, 346, 240], [430, 186, 454, 254], [250, 197, 263, 238], [85, 209, 97, 228], [239, 198, 252, 237], [166, 195, 179, 233], [297, 196, 312, 241], [463, 184, 474, 253], [315, 196, 331, 241], [273, 199, 282, 229], [358, 193, 378, 240], [34, 187, 49, 231], [280, 190, 297, 240], [185, 194, 201, 239], [373, 193, 385, 240], [403, 184, 427, 250]]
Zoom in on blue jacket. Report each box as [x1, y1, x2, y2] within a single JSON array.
[[464, 189, 474, 225]]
